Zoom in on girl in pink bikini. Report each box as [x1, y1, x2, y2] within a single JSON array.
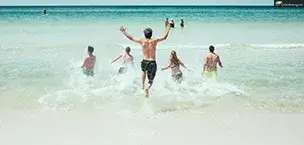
[[161, 50, 191, 83], [111, 46, 134, 74]]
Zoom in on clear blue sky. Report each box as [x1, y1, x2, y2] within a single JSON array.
[[0, 0, 273, 6]]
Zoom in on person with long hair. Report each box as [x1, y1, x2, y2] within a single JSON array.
[[161, 50, 191, 83]]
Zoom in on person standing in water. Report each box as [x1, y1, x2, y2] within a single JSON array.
[[119, 25, 171, 98], [81, 46, 96, 77], [203, 45, 223, 79], [111, 46, 134, 74], [169, 19, 175, 28], [43, 9, 47, 15], [161, 50, 191, 84], [165, 18, 169, 28], [180, 18, 184, 28]]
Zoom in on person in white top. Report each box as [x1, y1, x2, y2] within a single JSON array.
[[111, 46, 134, 74]]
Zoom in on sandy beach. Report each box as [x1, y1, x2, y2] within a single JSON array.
[[1, 98, 303, 145]]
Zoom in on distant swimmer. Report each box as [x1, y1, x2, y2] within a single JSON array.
[[180, 18, 184, 28], [169, 19, 175, 28], [111, 46, 134, 74], [161, 50, 191, 84], [81, 46, 96, 77], [119, 25, 171, 98], [165, 18, 169, 28], [202, 45, 223, 79], [44, 9, 47, 15]]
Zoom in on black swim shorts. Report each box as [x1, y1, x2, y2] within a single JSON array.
[[141, 60, 157, 83], [172, 72, 183, 81]]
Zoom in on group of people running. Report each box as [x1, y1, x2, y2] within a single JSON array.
[[81, 24, 223, 98]]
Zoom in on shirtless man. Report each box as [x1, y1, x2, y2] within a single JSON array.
[[81, 46, 96, 77], [120, 25, 171, 98], [111, 46, 134, 74], [203, 45, 223, 79]]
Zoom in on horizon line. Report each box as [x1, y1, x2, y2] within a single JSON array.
[[0, 4, 273, 7]]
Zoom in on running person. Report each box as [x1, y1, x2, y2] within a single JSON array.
[[203, 45, 223, 79], [81, 46, 96, 77], [165, 18, 169, 28], [120, 25, 171, 98], [161, 50, 191, 83], [111, 46, 134, 74]]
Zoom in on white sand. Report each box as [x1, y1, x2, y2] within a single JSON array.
[[0, 105, 303, 145]]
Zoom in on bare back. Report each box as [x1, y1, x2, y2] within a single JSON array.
[[139, 39, 158, 61], [121, 52, 134, 64], [84, 55, 96, 71], [205, 53, 220, 71]]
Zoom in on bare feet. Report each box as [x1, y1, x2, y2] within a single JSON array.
[[145, 88, 149, 98]]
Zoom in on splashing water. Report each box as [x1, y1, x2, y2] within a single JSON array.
[[1, 6, 304, 113]]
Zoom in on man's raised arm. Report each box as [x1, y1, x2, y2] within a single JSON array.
[[120, 26, 141, 43], [156, 25, 171, 42]]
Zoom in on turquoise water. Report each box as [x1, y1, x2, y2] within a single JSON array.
[[0, 6, 304, 112], [1, 6, 304, 23]]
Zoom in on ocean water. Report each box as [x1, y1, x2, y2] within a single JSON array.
[[0, 6, 304, 113]]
